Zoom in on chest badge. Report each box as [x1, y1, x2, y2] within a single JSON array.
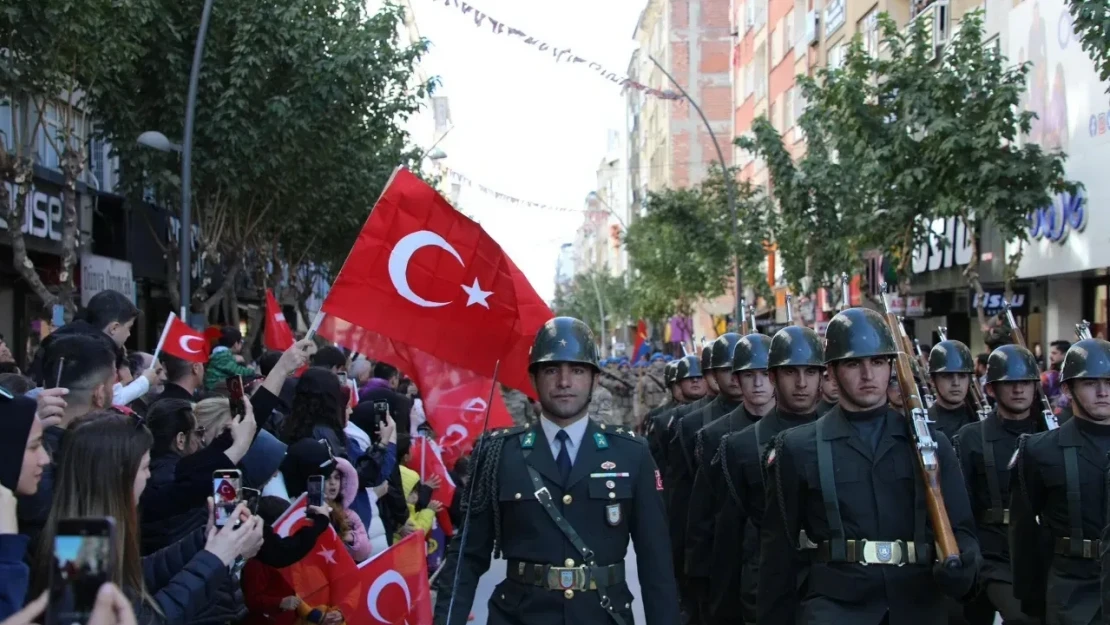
[[601, 461, 616, 470], [606, 503, 622, 526]]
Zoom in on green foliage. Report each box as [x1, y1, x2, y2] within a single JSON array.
[[93, 0, 432, 311], [1068, 0, 1110, 92], [622, 167, 770, 319], [551, 270, 633, 338]]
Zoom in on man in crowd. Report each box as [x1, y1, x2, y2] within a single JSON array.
[[156, 353, 207, 404], [359, 362, 413, 435]]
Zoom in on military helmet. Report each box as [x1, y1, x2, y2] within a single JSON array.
[[732, 333, 773, 372], [985, 344, 1039, 384], [929, 340, 974, 375], [768, 326, 825, 369], [675, 354, 704, 381], [708, 333, 743, 370], [1062, 338, 1110, 382], [650, 352, 665, 363], [529, 316, 600, 371], [664, 361, 680, 386], [824, 307, 899, 364], [700, 344, 713, 371]]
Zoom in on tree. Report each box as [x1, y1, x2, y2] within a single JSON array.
[[0, 0, 148, 317], [94, 0, 431, 320], [1068, 0, 1110, 91], [622, 167, 770, 321], [747, 10, 1074, 331], [551, 269, 633, 344]]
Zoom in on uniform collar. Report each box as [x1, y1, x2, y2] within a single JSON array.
[[540, 414, 590, 450]]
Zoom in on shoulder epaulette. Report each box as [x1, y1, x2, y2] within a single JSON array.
[[485, 424, 529, 440], [603, 424, 641, 442]]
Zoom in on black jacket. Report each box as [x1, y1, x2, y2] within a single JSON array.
[[135, 527, 230, 625], [358, 383, 413, 437]]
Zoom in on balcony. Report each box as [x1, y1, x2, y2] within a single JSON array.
[[907, 0, 950, 61]]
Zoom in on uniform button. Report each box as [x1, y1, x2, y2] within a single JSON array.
[[564, 589, 575, 600], [563, 494, 573, 504], [565, 558, 575, 567], [608, 492, 616, 499], [625, 603, 631, 609], [514, 493, 521, 500]]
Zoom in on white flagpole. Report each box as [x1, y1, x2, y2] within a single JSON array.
[[149, 312, 177, 370]]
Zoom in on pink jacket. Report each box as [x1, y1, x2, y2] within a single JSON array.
[[334, 457, 372, 562]]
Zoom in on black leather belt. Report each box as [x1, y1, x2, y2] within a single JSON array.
[[813, 540, 934, 565], [506, 560, 626, 591], [1054, 537, 1101, 559], [979, 507, 1010, 525]]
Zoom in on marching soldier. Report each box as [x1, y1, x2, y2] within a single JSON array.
[[716, 324, 825, 624], [587, 383, 618, 426], [503, 384, 536, 426], [816, 371, 839, 416], [1010, 337, 1110, 625], [433, 316, 680, 625], [759, 307, 980, 625], [601, 358, 637, 429], [929, 340, 981, 440], [635, 354, 669, 426], [952, 344, 1042, 624], [645, 361, 682, 469]]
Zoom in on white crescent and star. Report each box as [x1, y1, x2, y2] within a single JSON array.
[[316, 547, 337, 564], [367, 570, 412, 624], [179, 335, 205, 354], [387, 230, 493, 309]]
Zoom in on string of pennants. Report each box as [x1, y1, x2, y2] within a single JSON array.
[[427, 0, 682, 101], [447, 170, 596, 214]]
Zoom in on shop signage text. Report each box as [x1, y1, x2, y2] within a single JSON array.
[[969, 288, 1028, 316], [906, 295, 925, 317], [81, 254, 135, 306], [912, 217, 972, 274], [1028, 189, 1086, 244], [1, 181, 64, 242]]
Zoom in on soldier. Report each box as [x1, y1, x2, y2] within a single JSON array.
[[645, 361, 682, 467], [1010, 337, 1110, 625], [635, 353, 669, 426], [759, 307, 980, 625], [953, 344, 1041, 624], [502, 384, 536, 426], [816, 371, 839, 415], [587, 383, 619, 426], [433, 316, 680, 625], [599, 357, 636, 429], [929, 340, 980, 440], [717, 324, 825, 624]]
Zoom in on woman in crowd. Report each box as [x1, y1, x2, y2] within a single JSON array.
[[347, 403, 404, 545], [279, 368, 347, 454], [0, 395, 52, 620], [324, 458, 371, 562], [31, 411, 264, 625]]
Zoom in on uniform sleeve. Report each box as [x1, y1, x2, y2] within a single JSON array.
[[951, 429, 975, 504], [933, 432, 981, 584], [683, 435, 716, 580], [433, 442, 496, 625], [757, 435, 803, 625], [1008, 435, 1047, 619], [631, 441, 681, 625]]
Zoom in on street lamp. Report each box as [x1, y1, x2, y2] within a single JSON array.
[[427, 147, 448, 160], [137, 131, 182, 153], [648, 54, 743, 329]]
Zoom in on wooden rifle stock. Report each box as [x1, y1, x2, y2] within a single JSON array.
[[880, 289, 961, 567], [1002, 301, 1058, 430]]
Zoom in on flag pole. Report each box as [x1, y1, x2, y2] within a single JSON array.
[[149, 312, 177, 370], [444, 359, 501, 625]]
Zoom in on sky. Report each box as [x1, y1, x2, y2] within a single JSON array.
[[405, 0, 643, 302]]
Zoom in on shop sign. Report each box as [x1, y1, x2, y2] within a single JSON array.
[[906, 295, 925, 317], [825, 0, 846, 35], [0, 180, 64, 242], [1028, 189, 1087, 244], [81, 254, 135, 306], [889, 295, 906, 315], [969, 287, 1028, 317], [912, 217, 972, 274]]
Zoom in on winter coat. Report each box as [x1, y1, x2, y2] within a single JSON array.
[[203, 348, 256, 391], [135, 527, 230, 625], [0, 395, 35, 620], [331, 458, 371, 563], [0, 534, 29, 621], [397, 466, 434, 540]]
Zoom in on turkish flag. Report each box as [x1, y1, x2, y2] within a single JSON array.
[[161, 315, 210, 363], [316, 167, 552, 399], [342, 532, 432, 625], [422, 376, 512, 471], [406, 435, 457, 535], [264, 289, 296, 351]]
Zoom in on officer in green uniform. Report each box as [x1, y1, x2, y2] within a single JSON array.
[[1010, 337, 1110, 625], [717, 325, 824, 624], [759, 307, 980, 625], [928, 340, 980, 439], [433, 316, 680, 625], [952, 344, 1041, 624]]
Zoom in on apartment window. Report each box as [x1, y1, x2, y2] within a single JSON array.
[[754, 43, 768, 100], [754, 0, 768, 31], [784, 86, 796, 129], [771, 22, 783, 65], [743, 64, 756, 100], [0, 98, 11, 152], [827, 41, 847, 70], [783, 11, 795, 61], [432, 96, 451, 133], [860, 9, 879, 57]]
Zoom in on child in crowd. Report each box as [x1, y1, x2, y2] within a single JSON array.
[[325, 458, 372, 562]]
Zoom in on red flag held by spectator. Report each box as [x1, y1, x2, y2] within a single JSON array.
[[406, 435, 458, 534], [160, 315, 210, 363], [264, 289, 296, 351], [317, 168, 551, 459], [342, 532, 432, 625]]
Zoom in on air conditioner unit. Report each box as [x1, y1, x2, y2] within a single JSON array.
[[805, 10, 819, 45]]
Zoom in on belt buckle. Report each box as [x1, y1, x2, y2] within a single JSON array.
[[534, 486, 551, 502], [549, 566, 586, 591], [861, 540, 903, 566]]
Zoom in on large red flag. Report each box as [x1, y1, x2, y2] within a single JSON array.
[[264, 289, 296, 351], [342, 532, 432, 625], [317, 168, 551, 450], [159, 315, 210, 363]]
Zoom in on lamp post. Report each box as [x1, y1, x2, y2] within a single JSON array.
[[586, 190, 632, 351], [648, 55, 743, 329]]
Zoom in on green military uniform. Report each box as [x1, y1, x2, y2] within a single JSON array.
[[434, 317, 680, 625], [635, 358, 669, 425], [1011, 338, 1110, 625], [927, 340, 980, 440], [587, 385, 619, 426], [760, 308, 980, 625], [502, 385, 535, 426], [599, 363, 636, 428]]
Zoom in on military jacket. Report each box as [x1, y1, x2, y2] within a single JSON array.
[[929, 402, 979, 442], [433, 419, 680, 625]]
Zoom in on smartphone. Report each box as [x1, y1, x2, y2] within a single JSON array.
[[213, 469, 242, 528], [47, 518, 115, 625], [225, 376, 246, 419], [307, 475, 325, 507], [240, 487, 261, 515]]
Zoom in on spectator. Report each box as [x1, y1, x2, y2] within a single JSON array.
[[325, 458, 372, 562], [975, 353, 990, 396], [0, 334, 14, 365], [155, 353, 206, 403], [0, 374, 33, 396], [1049, 340, 1071, 368], [1043, 339, 1072, 409], [357, 362, 413, 436], [0, 395, 51, 620], [32, 411, 263, 625], [279, 368, 347, 454], [311, 346, 347, 375], [203, 327, 256, 391], [27, 290, 139, 385], [349, 358, 372, 387]]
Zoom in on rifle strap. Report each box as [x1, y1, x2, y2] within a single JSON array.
[[816, 417, 847, 562], [980, 420, 1005, 518], [1064, 446, 1085, 557]]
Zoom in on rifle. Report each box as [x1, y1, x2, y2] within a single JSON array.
[[1076, 320, 1093, 341], [913, 338, 939, 408], [879, 286, 962, 567], [1002, 300, 1059, 430], [749, 304, 758, 334], [599, 367, 635, 391], [889, 309, 936, 408], [840, 273, 851, 311], [739, 298, 749, 334]]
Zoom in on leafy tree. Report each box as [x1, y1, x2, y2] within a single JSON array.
[[551, 269, 633, 346], [1068, 0, 1110, 91], [622, 167, 770, 321], [95, 0, 431, 320], [0, 0, 147, 317]]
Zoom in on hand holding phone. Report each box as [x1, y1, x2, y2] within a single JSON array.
[[307, 475, 325, 508], [225, 376, 246, 419], [48, 518, 115, 625], [212, 470, 242, 528]]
